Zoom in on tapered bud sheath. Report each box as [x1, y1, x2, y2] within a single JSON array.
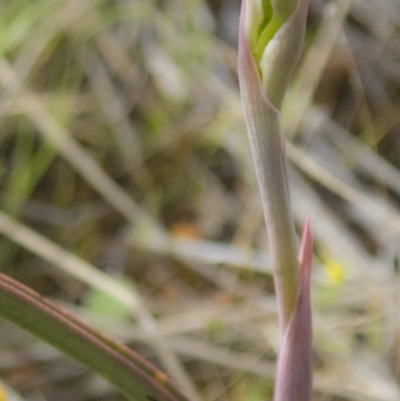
[[238, 0, 309, 331], [274, 220, 313, 401]]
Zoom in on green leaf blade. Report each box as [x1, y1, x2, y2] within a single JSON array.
[[0, 274, 192, 401]]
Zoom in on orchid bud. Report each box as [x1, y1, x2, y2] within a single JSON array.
[[242, 0, 308, 109]]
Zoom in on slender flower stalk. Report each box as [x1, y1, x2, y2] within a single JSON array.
[[238, 1, 312, 400]]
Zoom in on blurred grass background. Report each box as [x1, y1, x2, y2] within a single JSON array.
[[0, 0, 400, 400]]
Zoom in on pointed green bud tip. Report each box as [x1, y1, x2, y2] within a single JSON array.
[[244, 0, 284, 64], [244, 0, 300, 64]]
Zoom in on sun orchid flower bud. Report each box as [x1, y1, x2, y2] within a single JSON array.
[[242, 0, 308, 109]]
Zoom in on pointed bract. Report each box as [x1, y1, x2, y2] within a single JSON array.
[[273, 220, 313, 401]]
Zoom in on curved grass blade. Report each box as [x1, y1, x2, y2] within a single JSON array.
[[0, 274, 192, 401]]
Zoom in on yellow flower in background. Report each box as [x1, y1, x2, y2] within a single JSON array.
[[322, 257, 345, 286], [0, 385, 6, 401]]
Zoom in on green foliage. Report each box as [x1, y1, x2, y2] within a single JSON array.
[[0, 0, 399, 400], [84, 278, 134, 320]]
